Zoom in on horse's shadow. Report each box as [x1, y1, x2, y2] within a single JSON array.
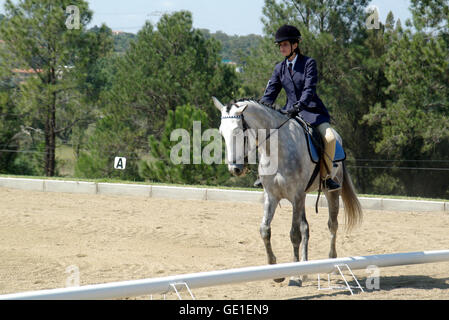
[[288, 275, 449, 300]]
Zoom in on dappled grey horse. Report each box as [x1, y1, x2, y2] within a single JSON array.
[[213, 97, 363, 285]]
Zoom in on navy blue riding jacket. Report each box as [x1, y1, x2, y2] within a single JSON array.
[[260, 54, 330, 126]]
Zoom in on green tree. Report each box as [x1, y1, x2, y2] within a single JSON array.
[[74, 114, 143, 180], [106, 11, 238, 131], [409, 0, 449, 31], [0, 77, 20, 173], [111, 31, 137, 55], [364, 0, 449, 197], [76, 11, 240, 180], [0, 0, 112, 176], [0, 64, 46, 175], [69, 25, 115, 160]]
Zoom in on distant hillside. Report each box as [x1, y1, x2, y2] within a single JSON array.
[[200, 29, 262, 65], [112, 31, 137, 54], [87, 25, 136, 55], [101, 27, 261, 63]]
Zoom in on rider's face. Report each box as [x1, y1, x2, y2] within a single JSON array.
[[278, 40, 298, 57]]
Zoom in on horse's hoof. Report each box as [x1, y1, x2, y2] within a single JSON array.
[[288, 277, 302, 287], [273, 278, 285, 283]]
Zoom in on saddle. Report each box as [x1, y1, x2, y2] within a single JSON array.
[[294, 116, 346, 164]]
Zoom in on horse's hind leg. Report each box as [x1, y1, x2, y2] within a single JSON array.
[[260, 192, 283, 282], [325, 190, 340, 259]]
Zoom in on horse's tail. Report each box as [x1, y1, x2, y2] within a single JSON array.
[[341, 161, 363, 232]]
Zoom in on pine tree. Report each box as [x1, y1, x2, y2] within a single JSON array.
[[76, 11, 239, 181], [364, 0, 449, 197], [0, 0, 112, 176]]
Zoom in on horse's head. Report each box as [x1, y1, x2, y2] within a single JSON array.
[[213, 97, 248, 177]]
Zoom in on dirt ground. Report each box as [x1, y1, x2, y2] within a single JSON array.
[[0, 186, 448, 300]]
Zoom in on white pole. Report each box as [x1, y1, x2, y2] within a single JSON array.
[[1, 249, 448, 300]]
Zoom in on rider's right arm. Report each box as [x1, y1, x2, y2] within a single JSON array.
[[260, 65, 282, 105]]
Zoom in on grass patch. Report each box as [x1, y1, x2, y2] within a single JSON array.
[[55, 144, 76, 176]]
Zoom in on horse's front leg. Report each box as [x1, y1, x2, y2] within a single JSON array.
[[289, 194, 309, 286], [260, 191, 283, 282]]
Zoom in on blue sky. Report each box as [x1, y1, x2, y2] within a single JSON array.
[[1, 0, 413, 36]]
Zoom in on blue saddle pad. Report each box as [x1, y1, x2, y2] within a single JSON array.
[[292, 115, 346, 164], [308, 134, 346, 164]]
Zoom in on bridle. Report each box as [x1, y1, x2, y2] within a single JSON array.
[[220, 115, 250, 166], [221, 111, 291, 166]]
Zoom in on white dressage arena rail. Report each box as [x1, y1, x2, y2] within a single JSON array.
[[0, 249, 448, 300], [1, 177, 448, 212]]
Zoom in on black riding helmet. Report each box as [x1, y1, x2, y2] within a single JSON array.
[[275, 24, 301, 43], [275, 25, 301, 59]]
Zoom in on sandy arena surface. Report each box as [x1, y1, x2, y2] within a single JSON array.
[[0, 186, 448, 300]]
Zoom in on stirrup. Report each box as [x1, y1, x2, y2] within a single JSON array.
[[323, 178, 341, 192]]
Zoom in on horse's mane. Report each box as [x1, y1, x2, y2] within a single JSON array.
[[226, 97, 282, 113]]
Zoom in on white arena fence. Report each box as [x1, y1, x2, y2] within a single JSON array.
[[0, 250, 448, 300]]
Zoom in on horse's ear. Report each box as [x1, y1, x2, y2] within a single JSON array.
[[212, 96, 224, 112], [235, 103, 248, 116]]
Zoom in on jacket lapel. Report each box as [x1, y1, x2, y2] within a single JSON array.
[[292, 55, 305, 82]]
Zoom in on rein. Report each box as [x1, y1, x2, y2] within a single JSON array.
[[244, 115, 291, 155]]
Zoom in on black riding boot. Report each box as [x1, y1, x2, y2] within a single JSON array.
[[324, 178, 341, 192]]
